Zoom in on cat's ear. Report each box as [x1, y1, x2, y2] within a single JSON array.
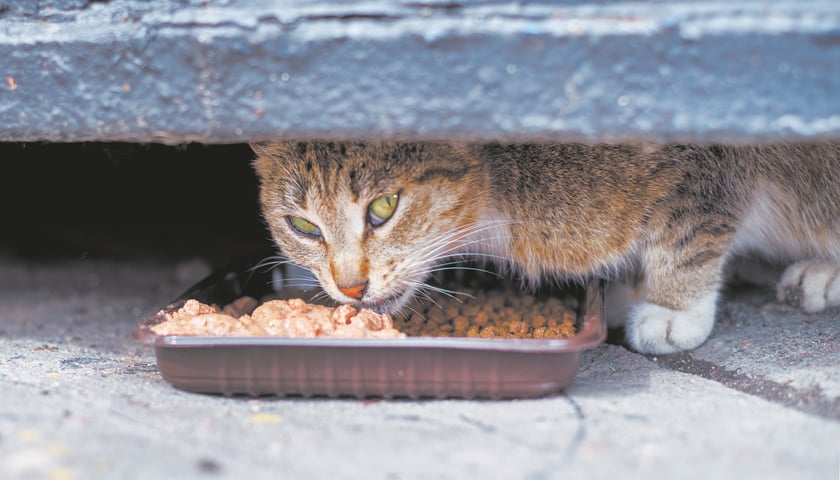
[[250, 141, 292, 159], [250, 142, 270, 157], [251, 142, 302, 179], [251, 142, 290, 180]]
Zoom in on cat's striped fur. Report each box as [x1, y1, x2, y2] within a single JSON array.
[[253, 141, 840, 353]]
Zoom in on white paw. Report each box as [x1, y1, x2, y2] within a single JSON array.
[[625, 292, 718, 354], [777, 260, 840, 313]]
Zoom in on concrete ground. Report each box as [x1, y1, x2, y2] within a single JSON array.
[[1, 254, 838, 480]]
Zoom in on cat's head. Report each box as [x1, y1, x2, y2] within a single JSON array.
[[252, 141, 488, 313]]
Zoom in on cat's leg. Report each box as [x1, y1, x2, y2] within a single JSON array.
[[777, 260, 840, 312], [604, 272, 646, 328], [625, 242, 728, 354]]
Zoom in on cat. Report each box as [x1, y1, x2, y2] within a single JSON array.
[[251, 141, 840, 354]]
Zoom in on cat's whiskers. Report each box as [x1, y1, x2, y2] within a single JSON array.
[[408, 237, 520, 279], [417, 265, 502, 279], [249, 256, 298, 274], [400, 291, 439, 321], [401, 282, 449, 312], [432, 249, 519, 267], [278, 275, 322, 287], [406, 281, 473, 302], [408, 229, 518, 276], [307, 290, 333, 304], [409, 257, 503, 280], [387, 224, 522, 310], [395, 300, 427, 322], [409, 221, 503, 255], [411, 220, 519, 258]]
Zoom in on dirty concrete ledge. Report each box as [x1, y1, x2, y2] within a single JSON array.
[[2, 0, 840, 144]]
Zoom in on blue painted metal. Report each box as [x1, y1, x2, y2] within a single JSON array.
[[1, 0, 839, 143]]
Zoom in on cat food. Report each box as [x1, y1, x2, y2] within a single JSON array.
[[398, 287, 578, 339], [134, 260, 605, 398], [151, 298, 405, 338], [152, 282, 578, 340]]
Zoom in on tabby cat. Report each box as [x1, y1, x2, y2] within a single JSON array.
[[252, 141, 840, 354]]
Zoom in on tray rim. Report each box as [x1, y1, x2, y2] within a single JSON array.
[[133, 263, 606, 354]]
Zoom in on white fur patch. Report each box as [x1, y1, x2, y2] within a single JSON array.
[[730, 185, 840, 260], [625, 291, 718, 354], [777, 260, 840, 313]]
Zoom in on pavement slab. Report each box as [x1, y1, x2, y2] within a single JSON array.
[[1, 256, 838, 480]]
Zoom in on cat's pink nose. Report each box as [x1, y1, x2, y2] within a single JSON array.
[[338, 282, 367, 300]]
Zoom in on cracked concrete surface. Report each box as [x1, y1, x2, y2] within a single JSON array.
[[1, 255, 838, 480], [1, 143, 838, 478]]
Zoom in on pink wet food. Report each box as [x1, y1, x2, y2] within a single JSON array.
[[151, 298, 405, 338]]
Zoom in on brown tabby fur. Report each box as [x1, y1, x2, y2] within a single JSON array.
[[253, 141, 840, 353]]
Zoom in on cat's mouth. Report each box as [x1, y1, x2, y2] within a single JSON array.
[[355, 291, 410, 315]]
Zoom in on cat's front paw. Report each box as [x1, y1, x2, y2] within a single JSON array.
[[625, 293, 718, 354], [777, 260, 840, 313]]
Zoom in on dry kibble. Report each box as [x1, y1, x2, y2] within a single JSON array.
[[479, 326, 497, 338], [502, 308, 519, 322], [508, 320, 529, 334], [473, 311, 490, 326], [545, 298, 567, 315], [395, 283, 578, 339], [427, 309, 446, 324], [453, 316, 469, 332], [487, 296, 504, 311]]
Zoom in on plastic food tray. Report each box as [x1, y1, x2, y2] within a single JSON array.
[[134, 259, 606, 399]]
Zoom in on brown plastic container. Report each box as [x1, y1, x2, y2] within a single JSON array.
[[134, 259, 606, 399]]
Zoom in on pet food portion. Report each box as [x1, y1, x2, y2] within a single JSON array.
[[150, 282, 580, 340], [150, 298, 405, 339], [398, 286, 578, 339]]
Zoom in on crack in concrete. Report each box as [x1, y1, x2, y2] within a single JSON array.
[[649, 351, 840, 421], [560, 393, 586, 461], [458, 413, 497, 434]]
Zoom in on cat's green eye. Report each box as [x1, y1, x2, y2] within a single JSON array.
[[368, 192, 399, 227], [287, 215, 322, 238]]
